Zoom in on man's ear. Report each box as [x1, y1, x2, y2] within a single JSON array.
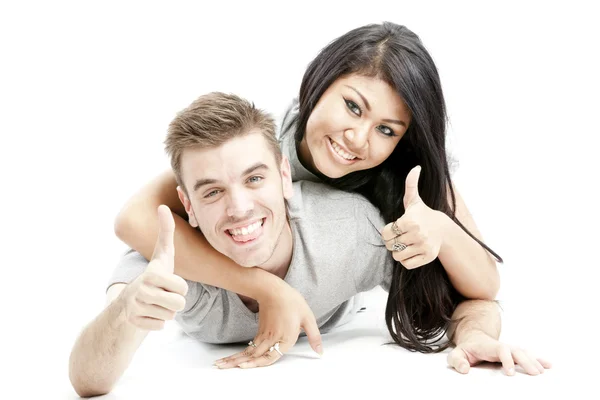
[[280, 155, 294, 199], [176, 186, 199, 228]]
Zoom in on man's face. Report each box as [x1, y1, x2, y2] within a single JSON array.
[[178, 131, 293, 267]]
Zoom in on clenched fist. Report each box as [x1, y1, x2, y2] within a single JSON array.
[[119, 205, 188, 330]]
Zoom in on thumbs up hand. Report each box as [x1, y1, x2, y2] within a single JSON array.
[[121, 205, 189, 330], [380, 166, 446, 269]]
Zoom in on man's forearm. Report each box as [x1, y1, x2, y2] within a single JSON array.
[[69, 290, 148, 397], [448, 299, 501, 345]]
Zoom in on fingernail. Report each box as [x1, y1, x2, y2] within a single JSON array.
[[459, 362, 468, 374], [239, 362, 249, 368], [507, 367, 515, 376], [316, 345, 323, 356], [215, 360, 226, 366]]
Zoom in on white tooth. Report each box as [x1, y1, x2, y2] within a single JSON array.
[[247, 224, 255, 234]]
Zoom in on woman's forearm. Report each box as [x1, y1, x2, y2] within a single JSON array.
[[438, 213, 500, 300]]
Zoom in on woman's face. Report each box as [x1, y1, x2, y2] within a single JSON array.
[[301, 74, 412, 178]]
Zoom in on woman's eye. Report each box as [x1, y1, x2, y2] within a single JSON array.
[[344, 99, 361, 116], [377, 125, 396, 137]]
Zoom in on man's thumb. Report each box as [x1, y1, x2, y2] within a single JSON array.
[[151, 205, 176, 271]]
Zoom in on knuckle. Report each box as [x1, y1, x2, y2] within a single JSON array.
[[180, 279, 189, 296], [242, 348, 253, 357], [174, 295, 186, 311], [143, 271, 159, 285]]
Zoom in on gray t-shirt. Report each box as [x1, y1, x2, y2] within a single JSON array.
[[107, 101, 395, 344], [108, 185, 393, 344]]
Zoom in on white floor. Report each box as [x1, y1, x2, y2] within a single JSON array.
[[3, 2, 599, 398], [32, 285, 586, 399]]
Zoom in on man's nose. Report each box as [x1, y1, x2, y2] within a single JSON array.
[[226, 189, 254, 217]]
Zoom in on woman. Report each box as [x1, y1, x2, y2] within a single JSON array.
[[114, 22, 501, 358]]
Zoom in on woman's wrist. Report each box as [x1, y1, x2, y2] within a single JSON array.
[[245, 267, 288, 301]]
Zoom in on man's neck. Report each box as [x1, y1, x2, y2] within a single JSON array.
[[257, 221, 293, 281], [237, 221, 293, 313]]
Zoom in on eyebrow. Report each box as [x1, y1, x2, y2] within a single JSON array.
[[345, 85, 407, 128], [242, 162, 269, 176], [192, 162, 270, 192]]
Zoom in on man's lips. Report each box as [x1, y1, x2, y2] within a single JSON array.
[[225, 218, 265, 243]]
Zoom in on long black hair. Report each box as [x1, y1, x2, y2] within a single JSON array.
[[289, 22, 503, 352]]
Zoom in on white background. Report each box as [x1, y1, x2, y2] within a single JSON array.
[[1, 1, 599, 398]]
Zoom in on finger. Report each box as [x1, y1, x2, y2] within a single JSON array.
[[403, 165, 422, 209], [215, 342, 258, 367], [138, 285, 186, 312], [384, 235, 411, 251], [383, 231, 419, 254], [251, 335, 275, 358], [253, 337, 291, 362], [138, 302, 176, 321], [399, 253, 429, 269], [239, 347, 281, 369], [216, 354, 255, 369], [144, 271, 188, 296], [381, 220, 407, 242], [392, 246, 421, 263], [302, 315, 323, 356], [512, 348, 540, 375], [538, 358, 552, 369], [132, 316, 166, 331], [497, 344, 516, 376], [151, 205, 176, 271], [381, 219, 418, 242], [526, 350, 546, 374], [447, 347, 470, 374], [381, 221, 398, 242]]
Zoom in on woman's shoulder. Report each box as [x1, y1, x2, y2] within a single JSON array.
[[277, 97, 299, 140]]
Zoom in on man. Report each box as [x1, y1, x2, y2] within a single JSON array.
[[69, 92, 550, 397]]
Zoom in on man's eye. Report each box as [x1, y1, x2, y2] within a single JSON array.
[[205, 190, 221, 198], [247, 176, 263, 184]]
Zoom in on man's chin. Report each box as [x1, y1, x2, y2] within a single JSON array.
[[228, 254, 262, 269]]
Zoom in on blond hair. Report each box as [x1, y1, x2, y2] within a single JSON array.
[[164, 92, 281, 191]]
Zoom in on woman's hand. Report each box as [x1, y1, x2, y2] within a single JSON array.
[[447, 330, 551, 375], [381, 166, 448, 269], [214, 281, 323, 369]]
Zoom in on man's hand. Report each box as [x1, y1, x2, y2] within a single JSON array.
[[447, 330, 552, 375], [215, 282, 323, 369], [120, 205, 188, 330]]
